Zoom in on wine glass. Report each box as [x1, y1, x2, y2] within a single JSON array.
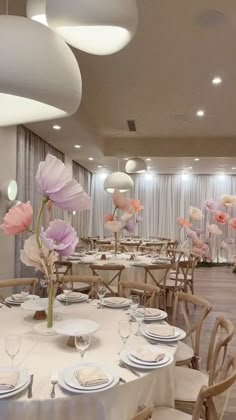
[[20, 285, 30, 299], [5, 335, 21, 367], [134, 306, 146, 336], [75, 331, 91, 362], [97, 285, 107, 308], [129, 295, 140, 321], [118, 319, 132, 351], [62, 282, 73, 306]]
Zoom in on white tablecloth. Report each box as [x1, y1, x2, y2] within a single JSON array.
[[0, 301, 176, 420]]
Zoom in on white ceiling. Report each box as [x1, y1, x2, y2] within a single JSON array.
[[2, 0, 236, 174]]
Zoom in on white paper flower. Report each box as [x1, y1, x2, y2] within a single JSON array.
[[104, 220, 123, 233], [20, 235, 58, 274], [220, 195, 236, 208], [207, 224, 223, 235], [189, 206, 204, 220]]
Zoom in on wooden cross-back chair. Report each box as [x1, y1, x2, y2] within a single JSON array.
[[63, 275, 102, 298], [142, 264, 170, 310], [0, 278, 38, 295], [54, 261, 72, 282], [89, 264, 125, 296], [119, 281, 160, 308], [167, 240, 179, 250], [140, 243, 164, 254], [122, 241, 141, 252], [166, 257, 195, 305], [175, 317, 234, 413], [80, 237, 94, 250], [131, 354, 236, 420], [166, 249, 184, 263], [172, 292, 212, 369]]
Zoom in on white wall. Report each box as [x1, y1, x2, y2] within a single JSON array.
[[0, 127, 17, 288]]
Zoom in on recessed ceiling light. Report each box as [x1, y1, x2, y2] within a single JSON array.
[[74, 144, 81, 148], [232, 167, 236, 170], [182, 173, 189, 181], [194, 158, 200, 161], [145, 173, 153, 180], [196, 110, 205, 117], [53, 124, 61, 130], [188, 166, 193, 169], [146, 158, 151, 161], [212, 76, 222, 85], [123, 158, 129, 161], [97, 165, 102, 168], [88, 157, 94, 161]]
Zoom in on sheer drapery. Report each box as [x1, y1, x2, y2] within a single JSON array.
[[89, 173, 236, 248], [72, 161, 92, 237], [15, 126, 64, 278]]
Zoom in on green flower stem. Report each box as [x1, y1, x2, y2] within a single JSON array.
[[112, 206, 117, 218], [35, 198, 48, 250]]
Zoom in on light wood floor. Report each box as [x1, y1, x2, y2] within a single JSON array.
[[175, 266, 236, 419]]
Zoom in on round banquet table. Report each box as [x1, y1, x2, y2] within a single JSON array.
[[0, 300, 177, 420]]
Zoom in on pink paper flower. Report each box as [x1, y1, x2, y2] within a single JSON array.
[[205, 199, 218, 213], [229, 218, 236, 229], [136, 215, 143, 223], [36, 154, 91, 212], [214, 211, 229, 225], [112, 190, 130, 211], [0, 201, 33, 236], [104, 213, 114, 222]]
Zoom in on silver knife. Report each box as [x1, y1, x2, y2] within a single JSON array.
[[28, 374, 34, 398]]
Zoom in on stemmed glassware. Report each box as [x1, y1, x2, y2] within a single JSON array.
[[97, 285, 107, 308], [20, 285, 30, 299], [118, 319, 132, 351], [129, 295, 140, 321], [5, 335, 21, 368], [75, 331, 91, 362], [62, 282, 73, 306], [134, 305, 146, 336]]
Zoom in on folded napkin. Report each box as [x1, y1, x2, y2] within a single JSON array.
[[0, 371, 19, 390], [148, 325, 175, 337], [104, 297, 126, 305], [11, 294, 24, 302], [74, 367, 109, 387], [131, 348, 165, 363], [145, 308, 162, 317]]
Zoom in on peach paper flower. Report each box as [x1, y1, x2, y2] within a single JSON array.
[[189, 206, 204, 220], [112, 190, 130, 211], [177, 217, 192, 228], [105, 220, 123, 233], [104, 213, 114, 222], [220, 195, 236, 208], [229, 218, 236, 229], [130, 199, 143, 214], [214, 211, 229, 225], [0, 201, 33, 236]]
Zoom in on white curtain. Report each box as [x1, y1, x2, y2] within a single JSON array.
[[72, 161, 92, 238], [89, 174, 236, 254]]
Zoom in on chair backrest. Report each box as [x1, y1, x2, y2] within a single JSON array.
[[122, 241, 141, 252], [131, 407, 152, 420], [0, 278, 38, 294], [206, 317, 234, 385], [54, 261, 72, 282], [119, 281, 160, 307], [80, 237, 94, 250], [172, 292, 212, 369], [63, 275, 102, 298], [166, 248, 184, 263], [167, 240, 179, 250], [89, 264, 125, 295], [193, 354, 236, 420], [144, 264, 170, 288], [170, 256, 193, 289]]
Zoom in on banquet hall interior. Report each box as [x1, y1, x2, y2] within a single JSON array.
[[1, 1, 236, 419]]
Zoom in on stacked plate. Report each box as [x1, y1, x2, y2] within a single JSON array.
[[120, 345, 173, 370], [142, 324, 186, 342], [101, 297, 130, 308], [5, 294, 39, 306], [144, 308, 168, 321], [21, 297, 60, 312], [53, 319, 100, 337], [58, 362, 119, 394], [0, 368, 31, 399], [57, 292, 88, 304]]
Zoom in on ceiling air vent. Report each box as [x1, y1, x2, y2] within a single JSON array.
[[127, 120, 136, 132]]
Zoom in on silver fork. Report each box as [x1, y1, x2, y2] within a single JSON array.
[[118, 361, 140, 377], [50, 373, 58, 398]]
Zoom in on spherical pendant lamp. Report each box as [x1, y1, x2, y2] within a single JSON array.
[[45, 0, 138, 55], [125, 157, 147, 173], [104, 172, 134, 193], [0, 16, 82, 126], [26, 0, 47, 25]]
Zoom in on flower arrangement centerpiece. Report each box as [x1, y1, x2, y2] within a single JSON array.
[[177, 194, 236, 264], [104, 190, 143, 254], [0, 154, 90, 329]]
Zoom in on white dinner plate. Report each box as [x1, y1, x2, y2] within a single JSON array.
[[120, 350, 174, 370], [64, 366, 114, 391], [142, 326, 186, 342], [5, 295, 39, 305], [21, 297, 60, 311], [0, 368, 30, 398], [56, 293, 88, 303], [58, 363, 119, 394], [53, 318, 100, 336], [144, 309, 167, 321], [145, 328, 180, 340], [128, 349, 170, 366], [101, 298, 130, 308]]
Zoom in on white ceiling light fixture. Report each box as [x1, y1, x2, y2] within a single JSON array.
[[212, 76, 222, 85], [104, 172, 134, 193], [0, 16, 82, 127], [125, 157, 147, 174], [1, 180, 18, 201], [53, 124, 61, 130], [45, 0, 138, 55], [74, 144, 81, 149], [27, 0, 48, 26]]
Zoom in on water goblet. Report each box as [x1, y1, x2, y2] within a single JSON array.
[[75, 331, 91, 362], [134, 306, 146, 336], [5, 335, 21, 368], [97, 285, 107, 308], [62, 282, 73, 306], [129, 295, 140, 321], [20, 285, 30, 299], [118, 319, 132, 351]]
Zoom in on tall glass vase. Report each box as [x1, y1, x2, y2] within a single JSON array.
[[47, 283, 56, 329], [114, 232, 118, 256]]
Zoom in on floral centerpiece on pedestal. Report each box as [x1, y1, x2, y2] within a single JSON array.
[[0, 154, 90, 329], [104, 190, 143, 254]]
